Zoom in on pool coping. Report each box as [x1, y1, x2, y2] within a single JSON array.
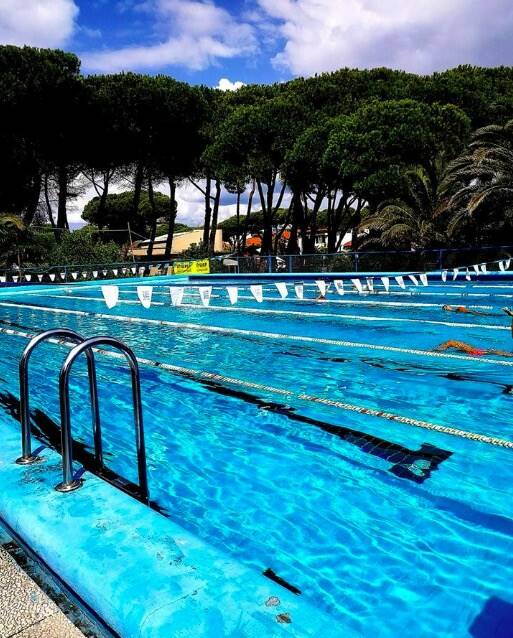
[[0, 410, 352, 638]]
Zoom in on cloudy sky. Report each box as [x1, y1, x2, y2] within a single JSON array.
[[1, 0, 512, 226]]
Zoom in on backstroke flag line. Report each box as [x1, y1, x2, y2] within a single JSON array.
[[419, 273, 428, 286], [227, 286, 238, 305], [408, 274, 419, 286], [334, 280, 344, 295], [170, 287, 184, 307], [315, 280, 327, 296], [381, 276, 390, 292], [351, 278, 363, 293], [275, 282, 288, 298], [294, 283, 304, 300], [395, 275, 405, 289], [250, 284, 263, 303], [101, 285, 119, 309], [137, 286, 153, 309], [199, 286, 212, 307]]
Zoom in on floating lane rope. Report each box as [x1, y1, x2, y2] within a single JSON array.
[[0, 323, 512, 450], [12, 295, 508, 332], [1, 300, 513, 367]]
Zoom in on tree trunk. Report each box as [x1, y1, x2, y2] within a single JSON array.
[[56, 166, 69, 236], [202, 175, 212, 247], [241, 180, 255, 254], [164, 178, 177, 259], [146, 176, 157, 259], [235, 191, 241, 252], [209, 179, 221, 253], [23, 173, 42, 226], [131, 163, 145, 235]]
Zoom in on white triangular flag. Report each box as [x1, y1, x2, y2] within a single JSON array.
[[82, 272, 87, 279], [441, 270, 448, 282], [71, 272, 77, 280], [351, 278, 363, 293], [12, 276, 18, 283], [395, 275, 405, 289], [366, 277, 374, 292], [315, 280, 327, 297], [122, 268, 127, 275], [112, 269, 118, 276], [499, 260, 506, 272], [102, 270, 108, 276], [506, 259, 511, 270], [294, 283, 304, 299], [275, 282, 288, 299], [250, 284, 263, 303], [199, 286, 212, 307], [37, 274, 43, 282], [381, 276, 390, 292], [227, 286, 238, 305], [49, 274, 56, 282], [93, 271, 98, 278], [170, 287, 184, 307], [408, 274, 419, 286], [453, 268, 459, 280], [334, 280, 344, 295], [472, 264, 480, 275], [101, 285, 119, 309], [24, 275, 31, 282], [137, 286, 153, 309], [0, 276, 5, 283], [465, 268, 471, 281], [419, 273, 428, 286], [131, 267, 137, 275], [480, 263, 487, 274], [138, 267, 145, 275], [60, 272, 65, 280]]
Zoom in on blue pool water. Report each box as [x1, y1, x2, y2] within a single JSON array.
[[1, 275, 513, 637]]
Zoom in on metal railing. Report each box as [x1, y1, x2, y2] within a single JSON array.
[[16, 331, 149, 504], [17, 329, 100, 466], [56, 336, 148, 502]]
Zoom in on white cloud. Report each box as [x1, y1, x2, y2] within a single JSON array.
[[257, 0, 513, 75], [216, 77, 245, 91], [82, 0, 256, 72], [0, 0, 78, 48]]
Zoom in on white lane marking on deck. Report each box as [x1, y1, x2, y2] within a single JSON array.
[[21, 294, 509, 331], [2, 299, 513, 367], [1, 323, 512, 450]]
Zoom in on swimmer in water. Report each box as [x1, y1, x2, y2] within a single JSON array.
[[442, 304, 501, 317], [434, 340, 513, 358]]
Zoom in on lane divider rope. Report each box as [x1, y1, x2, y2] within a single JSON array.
[[15, 295, 508, 332], [1, 324, 512, 450], [2, 299, 513, 367]]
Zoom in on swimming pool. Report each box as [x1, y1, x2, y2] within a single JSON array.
[[0, 274, 512, 637]]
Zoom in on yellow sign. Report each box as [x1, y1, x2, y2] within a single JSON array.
[[173, 259, 210, 275]]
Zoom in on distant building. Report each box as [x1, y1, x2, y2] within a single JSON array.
[[130, 229, 224, 258]]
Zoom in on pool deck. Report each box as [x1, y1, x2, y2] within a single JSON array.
[[0, 544, 84, 638], [0, 411, 352, 637]]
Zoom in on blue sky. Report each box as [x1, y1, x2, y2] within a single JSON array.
[[2, 0, 513, 91]]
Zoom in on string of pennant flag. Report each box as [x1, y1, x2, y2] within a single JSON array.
[[0, 264, 165, 284], [99, 254, 513, 310]]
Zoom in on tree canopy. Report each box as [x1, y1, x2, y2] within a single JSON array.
[[2, 44, 513, 267]]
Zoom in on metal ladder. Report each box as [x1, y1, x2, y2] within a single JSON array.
[[16, 329, 149, 503]]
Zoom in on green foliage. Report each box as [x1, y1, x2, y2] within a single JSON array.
[[440, 119, 513, 245], [178, 243, 210, 259], [49, 227, 122, 265]]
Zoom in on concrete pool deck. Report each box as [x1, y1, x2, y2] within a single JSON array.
[[0, 544, 84, 638], [0, 410, 352, 637]]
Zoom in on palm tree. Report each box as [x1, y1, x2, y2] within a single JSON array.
[[0, 214, 26, 268], [440, 120, 513, 243], [360, 170, 444, 250]]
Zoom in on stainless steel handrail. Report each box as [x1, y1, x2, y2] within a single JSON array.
[[17, 329, 101, 466], [56, 336, 149, 503]]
